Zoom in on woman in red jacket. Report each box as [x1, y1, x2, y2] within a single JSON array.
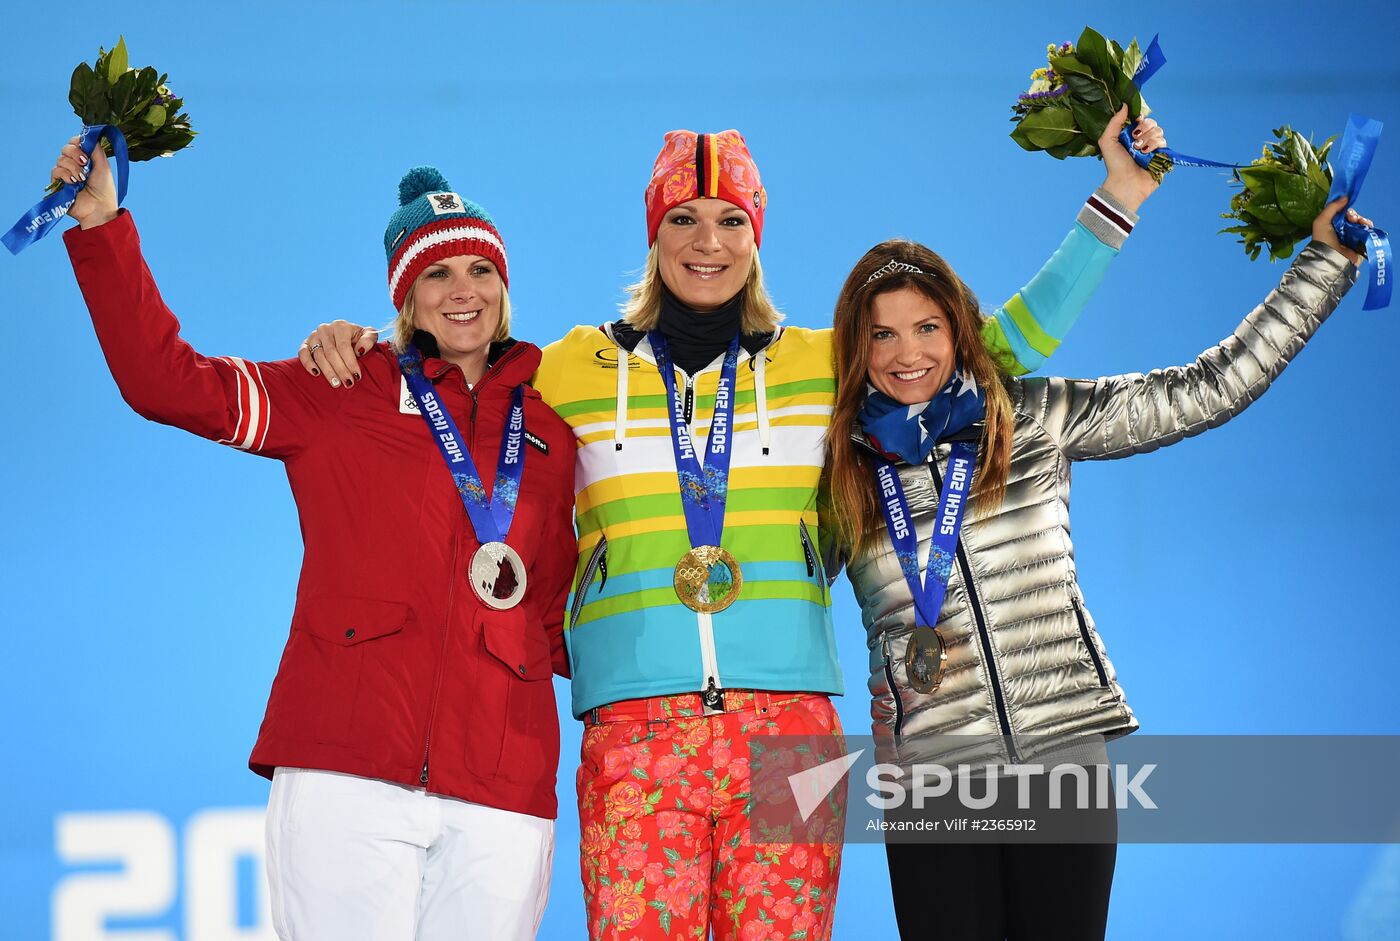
[[51, 139, 575, 941]]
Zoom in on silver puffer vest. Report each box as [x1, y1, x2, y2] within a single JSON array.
[[844, 244, 1358, 767]]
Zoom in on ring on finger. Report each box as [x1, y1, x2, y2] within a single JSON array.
[[309, 342, 323, 352]]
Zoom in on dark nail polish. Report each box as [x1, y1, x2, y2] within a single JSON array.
[[312, 368, 320, 377], [346, 379, 354, 388], [354, 373, 361, 382]]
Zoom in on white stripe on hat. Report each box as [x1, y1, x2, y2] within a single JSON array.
[[388, 223, 507, 305]]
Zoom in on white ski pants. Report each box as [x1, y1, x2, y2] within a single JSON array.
[[265, 767, 553, 941]]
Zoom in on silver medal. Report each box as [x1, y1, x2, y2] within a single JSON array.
[[470, 541, 527, 610]]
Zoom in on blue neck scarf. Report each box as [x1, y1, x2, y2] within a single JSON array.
[[858, 367, 986, 465]]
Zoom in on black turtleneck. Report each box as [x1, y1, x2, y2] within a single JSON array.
[[658, 284, 744, 376]]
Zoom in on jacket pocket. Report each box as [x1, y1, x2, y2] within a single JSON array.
[[568, 536, 609, 631], [481, 607, 552, 682], [286, 597, 413, 745], [798, 520, 827, 601], [294, 597, 411, 646], [474, 607, 560, 785], [1071, 597, 1110, 688], [580, 716, 664, 782]]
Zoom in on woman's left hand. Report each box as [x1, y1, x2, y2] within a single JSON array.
[[1099, 105, 1167, 214], [1311, 197, 1374, 265]]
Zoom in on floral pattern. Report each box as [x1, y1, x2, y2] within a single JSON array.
[[577, 692, 844, 940]]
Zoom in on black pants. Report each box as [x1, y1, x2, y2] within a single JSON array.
[[885, 838, 1116, 941], [883, 767, 1118, 940]]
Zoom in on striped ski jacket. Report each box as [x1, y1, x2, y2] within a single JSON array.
[[533, 191, 1137, 716]]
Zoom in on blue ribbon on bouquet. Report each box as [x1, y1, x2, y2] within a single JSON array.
[[2, 124, 129, 256], [1115, 35, 1245, 171], [1326, 113, 1389, 310]]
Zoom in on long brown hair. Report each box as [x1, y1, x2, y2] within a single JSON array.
[[826, 239, 1015, 559]]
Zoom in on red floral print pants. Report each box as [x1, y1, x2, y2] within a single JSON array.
[[577, 690, 845, 941]]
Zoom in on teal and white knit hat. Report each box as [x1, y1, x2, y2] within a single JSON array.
[[384, 166, 507, 310]]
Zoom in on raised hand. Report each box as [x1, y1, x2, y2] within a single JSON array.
[[1099, 105, 1166, 213], [52, 136, 118, 229], [1312, 197, 1374, 266]]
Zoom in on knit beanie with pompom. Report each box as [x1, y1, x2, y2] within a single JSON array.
[[384, 167, 507, 311]]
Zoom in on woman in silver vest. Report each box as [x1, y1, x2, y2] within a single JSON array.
[[823, 197, 1372, 940]]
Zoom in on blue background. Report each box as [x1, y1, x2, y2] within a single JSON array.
[[3, 2, 1398, 938]]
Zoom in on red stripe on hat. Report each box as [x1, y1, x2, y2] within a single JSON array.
[[388, 216, 504, 277], [388, 217, 510, 310]]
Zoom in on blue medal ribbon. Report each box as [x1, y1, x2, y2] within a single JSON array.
[[1326, 113, 1390, 311], [875, 441, 978, 628], [1117, 36, 1245, 171], [3, 124, 130, 256], [650, 331, 740, 550], [397, 347, 526, 545]]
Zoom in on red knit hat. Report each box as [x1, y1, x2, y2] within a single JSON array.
[[644, 130, 767, 247]]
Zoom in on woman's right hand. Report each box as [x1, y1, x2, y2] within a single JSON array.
[[298, 321, 378, 387], [53, 136, 118, 229]]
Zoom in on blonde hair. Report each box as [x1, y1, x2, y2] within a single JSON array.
[[388, 278, 512, 353], [619, 244, 783, 334], [826, 239, 1015, 560]]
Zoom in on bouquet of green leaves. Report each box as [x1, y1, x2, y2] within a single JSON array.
[[1220, 126, 1334, 261], [1010, 27, 1171, 182], [44, 37, 195, 193]]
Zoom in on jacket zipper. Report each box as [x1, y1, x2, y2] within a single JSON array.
[[420, 381, 485, 787], [675, 369, 725, 701], [568, 537, 609, 631], [883, 641, 905, 738], [1072, 598, 1110, 687], [698, 611, 722, 704], [928, 456, 1017, 761], [798, 519, 826, 602], [799, 523, 816, 576]]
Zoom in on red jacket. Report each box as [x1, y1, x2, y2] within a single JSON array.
[[66, 212, 576, 819]]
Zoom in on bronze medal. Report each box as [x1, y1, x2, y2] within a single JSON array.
[[904, 625, 948, 694], [673, 545, 743, 613]]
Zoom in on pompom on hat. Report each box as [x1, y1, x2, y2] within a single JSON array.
[[644, 130, 766, 247], [384, 166, 507, 311]]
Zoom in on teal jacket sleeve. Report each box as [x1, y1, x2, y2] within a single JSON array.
[[980, 187, 1139, 376]]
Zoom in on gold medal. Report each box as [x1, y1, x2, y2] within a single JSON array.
[[904, 625, 948, 694], [673, 545, 743, 613]]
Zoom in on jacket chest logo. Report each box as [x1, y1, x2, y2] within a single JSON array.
[[399, 375, 421, 415]]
